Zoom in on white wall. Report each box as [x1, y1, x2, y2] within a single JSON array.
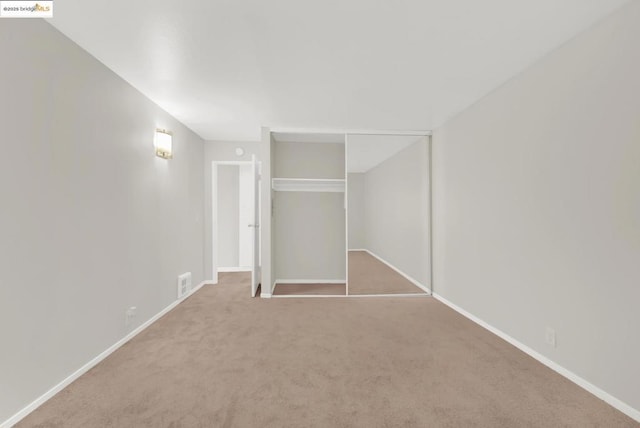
[[347, 173, 366, 249], [217, 165, 239, 267], [273, 141, 346, 281], [432, 0, 640, 416], [203, 141, 261, 279], [260, 130, 276, 294], [274, 192, 346, 280], [362, 139, 430, 287], [0, 20, 205, 424], [274, 141, 345, 179]]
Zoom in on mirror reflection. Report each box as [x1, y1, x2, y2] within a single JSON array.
[[346, 135, 431, 295]]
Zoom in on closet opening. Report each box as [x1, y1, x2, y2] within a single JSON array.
[[261, 129, 431, 298], [270, 133, 347, 297]]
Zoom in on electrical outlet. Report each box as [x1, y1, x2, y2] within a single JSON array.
[[177, 272, 192, 299], [125, 306, 137, 326], [545, 327, 556, 348]]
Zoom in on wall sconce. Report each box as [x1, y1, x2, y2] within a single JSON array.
[[154, 129, 173, 159]]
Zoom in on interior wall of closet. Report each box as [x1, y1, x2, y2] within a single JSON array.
[[272, 140, 346, 284]]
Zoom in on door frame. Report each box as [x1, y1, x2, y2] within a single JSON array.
[[211, 160, 261, 283]]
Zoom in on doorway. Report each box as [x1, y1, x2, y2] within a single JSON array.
[[211, 160, 262, 295]]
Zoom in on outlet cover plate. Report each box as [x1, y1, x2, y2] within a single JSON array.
[[545, 327, 557, 347], [177, 272, 192, 298]]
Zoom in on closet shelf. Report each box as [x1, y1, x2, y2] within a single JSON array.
[[272, 178, 345, 193]]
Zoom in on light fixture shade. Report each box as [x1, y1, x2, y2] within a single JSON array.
[[154, 129, 173, 159]]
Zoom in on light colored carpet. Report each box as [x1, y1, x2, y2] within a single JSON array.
[[17, 272, 637, 427], [273, 283, 346, 296], [348, 250, 426, 295]]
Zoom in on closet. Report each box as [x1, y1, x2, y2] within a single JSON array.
[[269, 133, 346, 296], [260, 129, 431, 298]]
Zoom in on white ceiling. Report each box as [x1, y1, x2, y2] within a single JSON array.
[[49, 0, 630, 141], [347, 135, 423, 173]]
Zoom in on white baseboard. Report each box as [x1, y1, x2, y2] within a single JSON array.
[[432, 293, 640, 423], [260, 281, 277, 299], [349, 293, 429, 298], [363, 249, 431, 294], [217, 267, 251, 272], [275, 279, 346, 284], [270, 292, 429, 298], [272, 294, 347, 298], [348, 249, 367, 252], [271, 293, 429, 299], [1, 281, 212, 428]]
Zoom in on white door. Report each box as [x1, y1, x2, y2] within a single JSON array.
[[238, 165, 253, 268], [250, 155, 261, 297]]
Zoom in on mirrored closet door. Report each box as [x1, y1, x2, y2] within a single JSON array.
[[346, 135, 431, 295]]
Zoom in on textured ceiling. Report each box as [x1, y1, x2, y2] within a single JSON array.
[[49, 0, 630, 141]]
